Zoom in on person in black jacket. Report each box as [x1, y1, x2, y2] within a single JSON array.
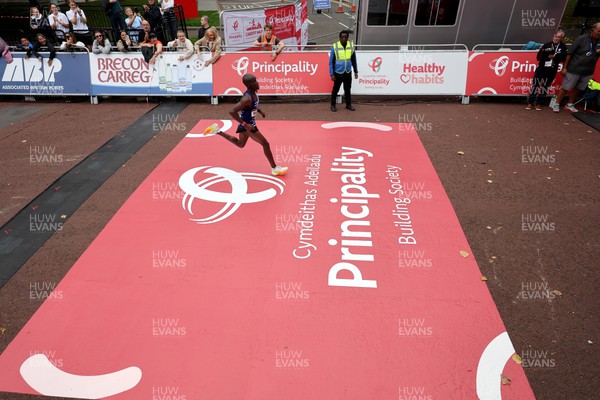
[[526, 30, 567, 110], [26, 33, 56, 66]]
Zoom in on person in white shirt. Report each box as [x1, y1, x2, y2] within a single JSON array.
[[159, 0, 174, 11], [48, 3, 70, 40], [66, 1, 89, 34], [167, 29, 193, 61], [159, 0, 178, 41]]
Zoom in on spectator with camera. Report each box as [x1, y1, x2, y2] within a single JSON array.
[[143, 0, 163, 33], [117, 30, 135, 52], [60, 32, 86, 51], [124, 7, 144, 43]]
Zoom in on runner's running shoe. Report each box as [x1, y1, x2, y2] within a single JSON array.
[[271, 166, 288, 176]]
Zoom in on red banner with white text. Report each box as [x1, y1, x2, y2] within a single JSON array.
[[212, 52, 331, 96], [466, 51, 564, 96]]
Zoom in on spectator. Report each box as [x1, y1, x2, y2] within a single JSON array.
[[167, 29, 193, 61], [26, 33, 56, 66], [526, 30, 566, 110], [159, 0, 178, 41], [139, 19, 154, 44], [117, 30, 135, 52], [197, 15, 210, 41], [66, 1, 88, 34], [17, 37, 34, 51], [254, 23, 284, 61], [553, 22, 600, 113], [92, 30, 111, 54], [0, 37, 13, 64], [60, 32, 86, 51], [30, 6, 49, 31], [195, 27, 222, 67], [102, 0, 127, 36], [143, 0, 163, 33], [140, 33, 163, 64], [48, 3, 70, 41], [124, 7, 143, 43]]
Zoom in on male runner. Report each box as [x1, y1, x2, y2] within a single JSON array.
[[212, 74, 288, 176]]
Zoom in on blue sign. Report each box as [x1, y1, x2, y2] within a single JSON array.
[[0, 53, 91, 95], [314, 0, 331, 10]]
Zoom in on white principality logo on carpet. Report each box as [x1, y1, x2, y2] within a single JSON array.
[[179, 166, 285, 224]]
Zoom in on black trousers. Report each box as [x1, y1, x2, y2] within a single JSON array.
[[331, 72, 352, 106], [527, 67, 557, 105]]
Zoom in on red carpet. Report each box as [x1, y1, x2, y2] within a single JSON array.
[[0, 120, 534, 399]]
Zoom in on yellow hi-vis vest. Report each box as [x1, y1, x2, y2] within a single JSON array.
[[333, 40, 354, 73]]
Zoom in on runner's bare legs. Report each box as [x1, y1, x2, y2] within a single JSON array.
[[217, 129, 277, 169]]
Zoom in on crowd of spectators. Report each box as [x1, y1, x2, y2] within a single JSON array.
[[7, 0, 194, 56]]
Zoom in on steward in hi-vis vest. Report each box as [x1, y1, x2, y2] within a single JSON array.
[[329, 30, 358, 112]]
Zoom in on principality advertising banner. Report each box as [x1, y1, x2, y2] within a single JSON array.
[[0, 53, 90, 95], [90, 52, 212, 96], [353, 51, 468, 95], [466, 51, 564, 96], [212, 52, 331, 95]]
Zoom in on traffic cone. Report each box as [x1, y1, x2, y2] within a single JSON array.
[[336, 0, 343, 13]]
